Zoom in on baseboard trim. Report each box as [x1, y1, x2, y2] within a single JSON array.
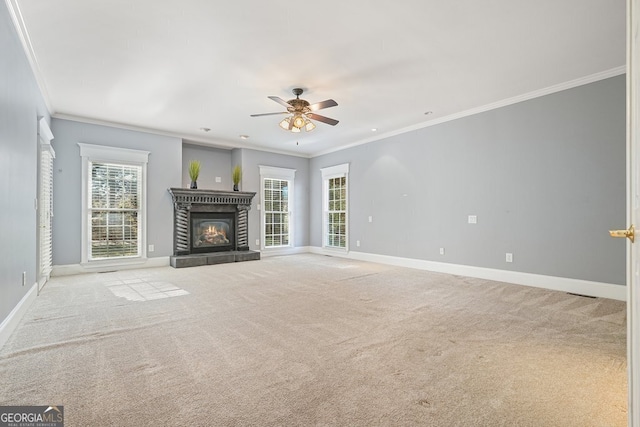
[[260, 246, 312, 257], [0, 282, 38, 350], [309, 247, 626, 301], [52, 256, 170, 276]]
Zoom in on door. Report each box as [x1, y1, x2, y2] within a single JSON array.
[[628, 0, 639, 424], [612, 2, 638, 425]]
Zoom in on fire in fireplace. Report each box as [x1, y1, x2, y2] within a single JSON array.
[[190, 213, 235, 253]]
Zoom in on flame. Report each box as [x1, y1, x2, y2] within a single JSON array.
[[206, 225, 226, 239]]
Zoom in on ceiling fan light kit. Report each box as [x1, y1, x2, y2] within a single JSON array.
[[251, 88, 339, 133], [279, 117, 291, 130]]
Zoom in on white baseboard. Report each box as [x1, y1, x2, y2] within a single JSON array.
[[37, 275, 48, 292], [50, 249, 624, 301], [52, 256, 170, 276], [0, 282, 38, 350], [260, 246, 311, 257], [309, 247, 626, 301]]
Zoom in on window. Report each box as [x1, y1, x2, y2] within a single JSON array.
[[259, 166, 295, 250], [89, 163, 141, 259], [264, 178, 290, 247], [38, 117, 55, 286], [326, 176, 347, 248], [321, 163, 349, 250], [79, 143, 149, 265]]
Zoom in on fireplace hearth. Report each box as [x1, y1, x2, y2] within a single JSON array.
[[168, 188, 260, 268]]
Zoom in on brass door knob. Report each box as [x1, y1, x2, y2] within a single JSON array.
[[609, 224, 635, 243]]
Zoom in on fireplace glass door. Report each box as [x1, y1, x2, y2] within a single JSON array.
[[190, 213, 235, 253]]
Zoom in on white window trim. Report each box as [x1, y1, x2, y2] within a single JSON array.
[[321, 163, 349, 252], [259, 165, 296, 251], [78, 143, 150, 267]]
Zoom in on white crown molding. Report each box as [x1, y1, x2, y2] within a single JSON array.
[[311, 66, 627, 157], [52, 114, 312, 159], [0, 282, 37, 350], [309, 247, 626, 301], [11, 0, 623, 164], [5, 0, 54, 113]]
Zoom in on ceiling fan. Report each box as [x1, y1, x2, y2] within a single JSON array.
[[250, 88, 339, 133]]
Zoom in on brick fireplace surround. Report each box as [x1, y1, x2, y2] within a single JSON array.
[[168, 188, 260, 268]]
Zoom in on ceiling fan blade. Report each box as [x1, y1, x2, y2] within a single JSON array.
[[268, 96, 292, 109], [307, 113, 339, 126], [250, 111, 289, 117], [308, 99, 338, 111]]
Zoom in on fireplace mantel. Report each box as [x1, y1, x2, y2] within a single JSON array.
[[167, 188, 260, 267], [169, 188, 256, 209]]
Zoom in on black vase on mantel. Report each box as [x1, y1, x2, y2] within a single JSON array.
[[233, 184, 239, 191], [190, 181, 197, 189]]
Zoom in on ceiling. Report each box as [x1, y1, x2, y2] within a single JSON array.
[[10, 0, 625, 157]]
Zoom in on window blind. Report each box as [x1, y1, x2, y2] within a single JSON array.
[[89, 162, 141, 259]]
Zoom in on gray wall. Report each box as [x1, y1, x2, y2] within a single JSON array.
[[182, 143, 231, 190], [51, 119, 182, 265], [0, 2, 51, 323], [310, 76, 626, 285], [236, 149, 310, 250]]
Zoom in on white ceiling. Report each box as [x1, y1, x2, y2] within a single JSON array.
[[10, 0, 625, 157]]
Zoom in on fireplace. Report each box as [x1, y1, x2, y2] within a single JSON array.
[[191, 212, 234, 253], [168, 188, 260, 267]]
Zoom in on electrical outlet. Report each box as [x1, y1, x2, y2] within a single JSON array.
[[356, 240, 361, 247], [506, 253, 513, 263], [368, 216, 373, 223], [148, 244, 155, 252], [439, 248, 445, 255], [468, 215, 477, 224], [215, 176, 222, 183], [256, 239, 260, 246]]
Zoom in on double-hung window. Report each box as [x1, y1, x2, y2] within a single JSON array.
[[89, 163, 141, 258], [260, 166, 295, 250], [79, 144, 149, 264], [321, 163, 349, 251]]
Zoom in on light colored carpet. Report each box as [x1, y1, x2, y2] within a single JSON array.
[[0, 254, 627, 426]]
